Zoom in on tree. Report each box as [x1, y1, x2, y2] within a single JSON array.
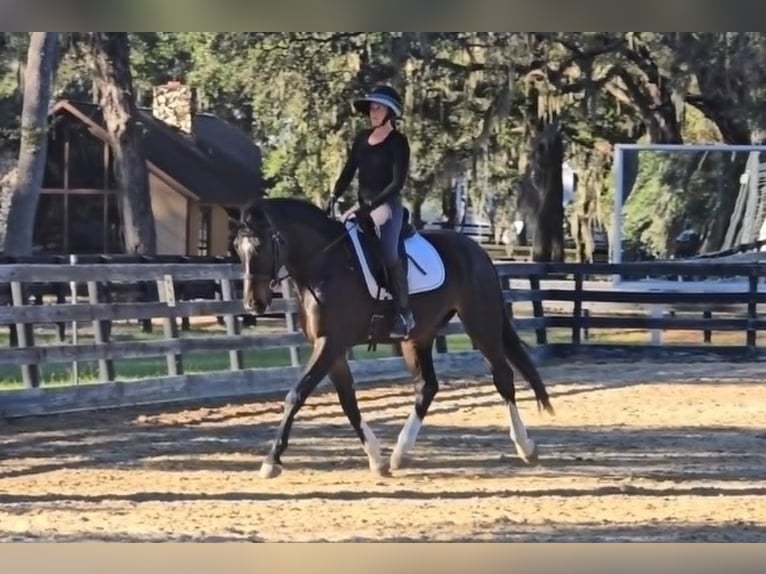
[[4, 32, 766, 261], [3, 32, 58, 256], [88, 32, 156, 254]]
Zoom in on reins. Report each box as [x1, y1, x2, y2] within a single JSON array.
[[263, 215, 356, 289]]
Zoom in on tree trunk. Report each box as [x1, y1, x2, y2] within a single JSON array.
[[441, 182, 457, 229], [409, 185, 426, 229], [88, 32, 156, 255], [529, 120, 565, 262], [3, 32, 59, 257]]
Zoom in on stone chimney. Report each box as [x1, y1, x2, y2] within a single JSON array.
[[151, 80, 196, 134]]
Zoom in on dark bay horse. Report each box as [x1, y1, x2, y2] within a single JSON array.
[[230, 196, 554, 479]]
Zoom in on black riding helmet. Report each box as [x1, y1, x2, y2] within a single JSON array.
[[353, 85, 404, 121]]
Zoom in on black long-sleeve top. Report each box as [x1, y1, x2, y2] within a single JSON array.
[[332, 128, 410, 208]]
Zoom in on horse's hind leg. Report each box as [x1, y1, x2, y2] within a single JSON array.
[[457, 305, 539, 464], [327, 355, 388, 476], [390, 338, 439, 471]]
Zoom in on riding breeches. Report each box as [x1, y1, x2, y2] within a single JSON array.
[[343, 196, 403, 266]]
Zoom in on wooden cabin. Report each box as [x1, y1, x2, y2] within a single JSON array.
[[36, 82, 263, 256]]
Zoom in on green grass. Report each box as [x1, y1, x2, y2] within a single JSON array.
[[0, 315, 731, 391], [0, 320, 483, 391]]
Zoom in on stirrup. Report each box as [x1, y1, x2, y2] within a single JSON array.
[[390, 311, 415, 339]]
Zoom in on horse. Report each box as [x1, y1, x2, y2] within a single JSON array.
[[229, 196, 554, 479]]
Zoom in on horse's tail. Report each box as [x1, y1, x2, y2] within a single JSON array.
[[501, 314, 555, 415]]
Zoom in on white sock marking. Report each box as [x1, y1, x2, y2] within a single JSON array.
[[391, 409, 422, 464], [360, 419, 383, 471], [508, 402, 536, 459]]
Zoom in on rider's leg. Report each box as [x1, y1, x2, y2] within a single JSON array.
[[372, 198, 414, 339]]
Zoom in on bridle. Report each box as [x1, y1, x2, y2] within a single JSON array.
[[238, 223, 288, 290], [237, 208, 364, 299]]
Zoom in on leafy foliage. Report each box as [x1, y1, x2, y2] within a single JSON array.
[[2, 32, 766, 259]]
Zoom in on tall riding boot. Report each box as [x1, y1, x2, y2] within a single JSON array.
[[386, 260, 415, 339]]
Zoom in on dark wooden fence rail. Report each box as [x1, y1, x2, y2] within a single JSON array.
[[498, 260, 766, 360], [1, 259, 765, 418]]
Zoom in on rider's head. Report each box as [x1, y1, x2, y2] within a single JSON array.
[[353, 85, 403, 129]]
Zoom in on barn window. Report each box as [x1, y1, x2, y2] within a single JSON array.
[[66, 125, 107, 190], [33, 194, 66, 253], [68, 194, 106, 253]]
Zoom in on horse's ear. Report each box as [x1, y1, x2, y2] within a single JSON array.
[[224, 206, 242, 223]]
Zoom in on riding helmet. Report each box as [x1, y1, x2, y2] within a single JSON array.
[[353, 85, 404, 118]]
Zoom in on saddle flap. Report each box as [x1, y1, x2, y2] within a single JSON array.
[[344, 220, 446, 300]]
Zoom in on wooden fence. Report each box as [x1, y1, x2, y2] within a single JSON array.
[[1, 258, 765, 419], [501, 260, 766, 360]]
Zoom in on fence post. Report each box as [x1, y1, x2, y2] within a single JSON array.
[[220, 277, 244, 371], [87, 278, 115, 382], [582, 308, 590, 341], [503, 274, 514, 320], [528, 274, 547, 345], [10, 281, 40, 388], [177, 282, 191, 332], [69, 254, 79, 385], [54, 284, 66, 343], [140, 281, 154, 334], [571, 271, 583, 345], [747, 270, 758, 350], [648, 288, 664, 345], [702, 309, 712, 344], [156, 274, 183, 376]]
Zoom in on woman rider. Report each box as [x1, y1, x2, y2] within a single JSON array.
[[325, 85, 415, 339]]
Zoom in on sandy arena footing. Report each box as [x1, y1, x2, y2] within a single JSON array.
[[1, 360, 765, 541]]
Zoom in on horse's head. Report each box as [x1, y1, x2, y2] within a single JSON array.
[[227, 200, 285, 315]]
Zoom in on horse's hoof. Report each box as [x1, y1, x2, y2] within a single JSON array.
[[259, 461, 282, 479], [517, 441, 539, 465], [372, 461, 391, 478], [370, 455, 391, 477], [389, 451, 407, 471]]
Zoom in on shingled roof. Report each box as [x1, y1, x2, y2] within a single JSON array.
[[51, 99, 264, 206]]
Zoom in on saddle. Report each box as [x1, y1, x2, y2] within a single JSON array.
[[342, 206, 446, 349], [352, 207, 416, 291]]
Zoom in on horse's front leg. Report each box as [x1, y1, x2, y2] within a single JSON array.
[[260, 335, 341, 478], [327, 354, 388, 476]]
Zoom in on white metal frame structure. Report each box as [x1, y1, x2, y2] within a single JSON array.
[[611, 142, 766, 292]]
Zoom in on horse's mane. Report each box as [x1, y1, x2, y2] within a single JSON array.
[[246, 196, 346, 241]]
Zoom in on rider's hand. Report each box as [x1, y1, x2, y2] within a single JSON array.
[[353, 202, 375, 233]]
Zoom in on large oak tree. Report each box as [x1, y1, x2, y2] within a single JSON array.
[[3, 32, 59, 256], [88, 32, 156, 254]]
